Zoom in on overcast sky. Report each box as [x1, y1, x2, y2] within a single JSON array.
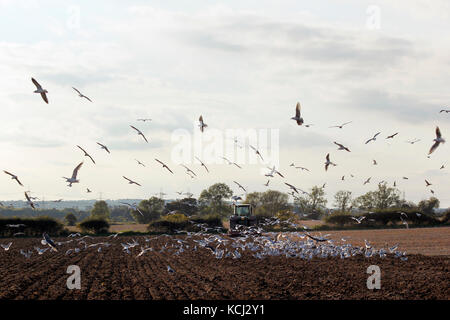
[[0, 0, 449, 207]]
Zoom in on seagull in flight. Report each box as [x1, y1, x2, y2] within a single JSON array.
[[285, 182, 300, 194], [77, 145, 95, 164], [130, 125, 148, 143], [24, 192, 35, 209], [195, 156, 209, 173], [440, 164, 445, 170], [120, 202, 144, 216], [31, 78, 48, 104], [135, 159, 146, 167], [373, 159, 377, 165], [3, 170, 23, 186], [425, 179, 432, 187], [72, 87, 92, 102], [264, 180, 270, 186], [329, 121, 352, 129], [291, 102, 304, 125], [86, 188, 92, 193], [180, 164, 196, 177], [294, 166, 310, 172], [250, 145, 264, 161], [222, 157, 242, 169], [333, 142, 351, 152], [363, 177, 371, 185], [406, 138, 420, 144], [351, 216, 366, 224], [1, 242, 12, 251], [233, 181, 246, 193], [324, 153, 336, 171], [386, 132, 399, 139], [439, 109, 450, 113], [63, 162, 83, 187], [155, 159, 174, 174], [428, 126, 445, 155], [123, 176, 142, 186], [198, 115, 207, 132], [265, 166, 284, 178], [42, 233, 58, 252], [365, 132, 381, 144], [97, 142, 110, 153], [137, 118, 152, 122]]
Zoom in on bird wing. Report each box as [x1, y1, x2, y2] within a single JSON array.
[[295, 102, 301, 117], [31, 78, 42, 89], [436, 126, 441, 138], [374, 132, 381, 138], [130, 125, 141, 134], [72, 87, 81, 95], [429, 141, 440, 154], [72, 162, 83, 179], [342, 121, 352, 126], [15, 177, 23, 186], [165, 165, 174, 174], [83, 95, 92, 102], [326, 153, 330, 161], [140, 132, 148, 143], [3, 170, 14, 177], [40, 92, 48, 104]]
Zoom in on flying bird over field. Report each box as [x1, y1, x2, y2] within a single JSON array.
[[250, 145, 264, 161], [77, 145, 95, 164], [123, 176, 142, 186], [155, 159, 174, 174], [180, 164, 196, 177], [120, 202, 143, 216], [1, 242, 12, 251], [329, 121, 352, 129], [373, 160, 377, 165], [97, 142, 110, 153], [406, 138, 420, 144], [63, 162, 83, 187], [291, 102, 304, 125], [72, 87, 92, 102], [324, 153, 336, 171], [195, 156, 209, 173], [24, 192, 35, 209], [3, 170, 23, 186], [285, 182, 300, 194], [135, 159, 145, 167], [31, 77, 48, 104], [264, 180, 270, 186], [265, 166, 284, 178], [198, 115, 207, 132], [440, 164, 445, 169], [428, 126, 445, 155], [351, 216, 366, 224], [386, 132, 399, 139], [365, 132, 381, 144], [294, 166, 310, 172], [233, 181, 246, 192], [86, 188, 92, 193], [42, 233, 58, 252], [222, 157, 241, 169], [333, 142, 351, 152], [425, 179, 432, 187], [439, 109, 449, 113], [363, 177, 371, 185], [130, 125, 148, 143], [137, 118, 152, 122]]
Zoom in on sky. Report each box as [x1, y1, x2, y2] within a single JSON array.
[[0, 0, 449, 207]]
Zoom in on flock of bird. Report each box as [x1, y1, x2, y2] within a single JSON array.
[[1, 78, 448, 220], [0, 219, 408, 268]]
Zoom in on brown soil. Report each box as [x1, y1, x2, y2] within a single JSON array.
[[0, 231, 448, 300]]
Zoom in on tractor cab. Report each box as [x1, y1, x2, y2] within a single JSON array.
[[229, 203, 257, 233]]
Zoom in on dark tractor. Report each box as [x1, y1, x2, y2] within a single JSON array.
[[228, 204, 257, 236]]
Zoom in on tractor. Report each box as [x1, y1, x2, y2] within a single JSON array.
[[228, 203, 257, 236]]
